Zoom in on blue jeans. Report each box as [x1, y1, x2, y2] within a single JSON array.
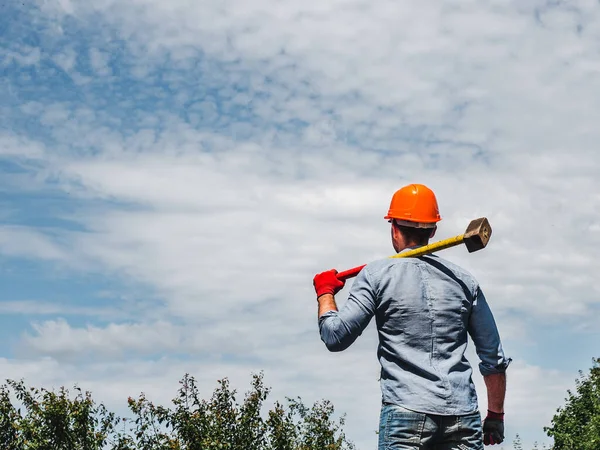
[[378, 403, 484, 450]]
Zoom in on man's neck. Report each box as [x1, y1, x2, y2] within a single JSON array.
[[404, 242, 426, 250]]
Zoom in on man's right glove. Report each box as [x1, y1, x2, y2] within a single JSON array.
[[313, 269, 345, 298], [483, 410, 504, 445]]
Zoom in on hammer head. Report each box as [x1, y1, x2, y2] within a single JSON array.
[[463, 217, 492, 253]]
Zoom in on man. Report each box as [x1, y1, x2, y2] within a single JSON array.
[[313, 183, 510, 449]]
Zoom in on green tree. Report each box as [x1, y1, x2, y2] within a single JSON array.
[[544, 357, 600, 450], [0, 379, 119, 450], [0, 383, 22, 449], [0, 372, 355, 450], [122, 372, 354, 450]]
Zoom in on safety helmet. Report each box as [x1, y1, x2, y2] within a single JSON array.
[[384, 183, 441, 228]]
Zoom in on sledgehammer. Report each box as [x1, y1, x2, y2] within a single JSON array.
[[336, 217, 492, 281]]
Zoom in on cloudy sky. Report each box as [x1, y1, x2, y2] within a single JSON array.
[[2, 0, 600, 448]]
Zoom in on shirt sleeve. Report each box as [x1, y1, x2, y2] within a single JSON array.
[[318, 267, 378, 352], [468, 286, 512, 376]]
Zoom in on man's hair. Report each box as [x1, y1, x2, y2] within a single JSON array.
[[393, 221, 434, 245]]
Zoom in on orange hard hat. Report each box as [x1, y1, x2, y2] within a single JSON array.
[[384, 183, 441, 228]]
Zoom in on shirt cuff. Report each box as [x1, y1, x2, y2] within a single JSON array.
[[479, 357, 512, 376]]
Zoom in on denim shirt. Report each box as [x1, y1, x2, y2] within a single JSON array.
[[318, 250, 511, 416]]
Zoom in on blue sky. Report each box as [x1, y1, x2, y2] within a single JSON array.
[[2, 1, 600, 448]]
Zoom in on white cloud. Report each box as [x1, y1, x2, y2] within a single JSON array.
[[21, 319, 183, 358], [26, 133, 597, 324], [1, 46, 41, 67], [32, 0, 598, 145], [0, 226, 68, 262], [89, 48, 112, 76], [0, 134, 45, 159], [0, 300, 115, 317], [53, 48, 78, 73]]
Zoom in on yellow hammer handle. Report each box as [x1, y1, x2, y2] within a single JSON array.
[[390, 235, 466, 259]]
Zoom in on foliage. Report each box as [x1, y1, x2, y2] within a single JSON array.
[[0, 379, 119, 450], [0, 372, 355, 450], [544, 357, 600, 450]]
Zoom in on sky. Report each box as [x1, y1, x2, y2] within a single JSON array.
[[1, 0, 600, 448]]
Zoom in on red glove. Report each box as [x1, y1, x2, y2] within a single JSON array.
[[313, 269, 345, 298]]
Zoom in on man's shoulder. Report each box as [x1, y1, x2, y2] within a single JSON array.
[[362, 255, 421, 277], [364, 254, 479, 284], [422, 254, 480, 287]]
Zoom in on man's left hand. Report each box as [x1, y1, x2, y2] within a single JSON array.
[[483, 410, 504, 445]]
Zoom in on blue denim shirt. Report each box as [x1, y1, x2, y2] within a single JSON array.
[[319, 250, 511, 415]]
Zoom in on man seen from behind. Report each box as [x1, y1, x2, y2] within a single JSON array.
[[313, 183, 511, 450]]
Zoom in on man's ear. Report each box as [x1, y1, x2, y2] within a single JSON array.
[[429, 226, 437, 240]]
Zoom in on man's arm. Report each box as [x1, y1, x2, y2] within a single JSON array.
[[484, 372, 506, 413], [483, 372, 506, 445], [467, 286, 511, 380], [318, 293, 338, 318], [468, 286, 510, 445], [314, 268, 377, 352]]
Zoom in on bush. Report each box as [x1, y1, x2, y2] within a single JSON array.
[[544, 357, 600, 450], [0, 372, 355, 450]]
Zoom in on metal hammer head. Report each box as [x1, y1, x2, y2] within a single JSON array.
[[463, 217, 492, 253]]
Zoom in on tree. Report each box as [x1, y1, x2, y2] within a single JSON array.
[[0, 379, 119, 450], [544, 357, 600, 450], [120, 372, 355, 450], [0, 372, 355, 450], [512, 433, 523, 450]]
